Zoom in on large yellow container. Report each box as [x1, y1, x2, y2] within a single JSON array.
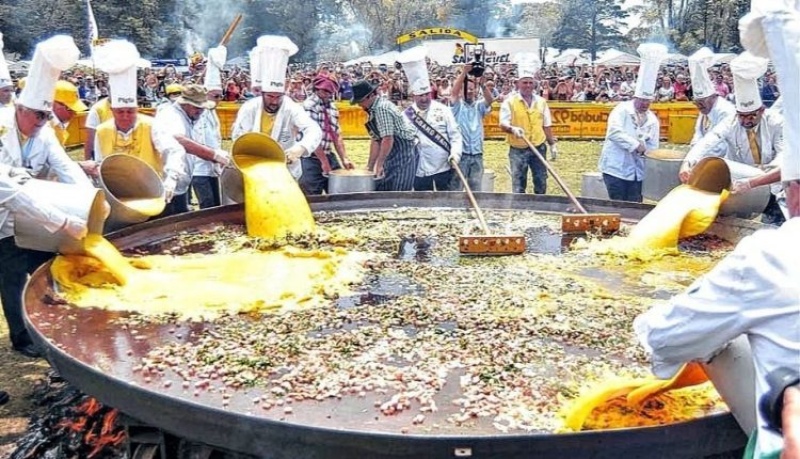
[[668, 114, 698, 144]]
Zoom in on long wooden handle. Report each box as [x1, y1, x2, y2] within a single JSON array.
[[452, 159, 490, 234], [520, 137, 588, 214], [219, 14, 243, 47]]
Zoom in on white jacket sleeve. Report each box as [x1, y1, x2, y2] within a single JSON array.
[[633, 228, 795, 379], [606, 106, 641, 153], [42, 134, 93, 187], [683, 121, 731, 167], [499, 99, 512, 128], [290, 104, 322, 157], [151, 124, 190, 185]]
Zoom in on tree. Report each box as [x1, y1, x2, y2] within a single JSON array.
[[551, 0, 629, 61], [514, 1, 563, 45], [629, 0, 749, 54], [333, 0, 452, 53]]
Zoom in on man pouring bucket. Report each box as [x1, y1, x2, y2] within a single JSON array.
[[635, 3, 800, 457]]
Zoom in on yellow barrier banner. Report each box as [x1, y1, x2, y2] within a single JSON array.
[[65, 102, 699, 148]]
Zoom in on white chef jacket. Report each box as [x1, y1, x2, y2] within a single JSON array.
[[690, 97, 736, 146], [0, 109, 93, 239], [231, 96, 322, 180], [154, 103, 213, 195], [598, 100, 660, 181], [192, 108, 223, 178], [768, 97, 783, 117], [408, 100, 462, 177], [685, 110, 784, 169], [634, 217, 800, 458]]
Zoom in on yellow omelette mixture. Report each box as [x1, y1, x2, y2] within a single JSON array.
[[51, 150, 361, 321], [50, 156, 732, 432]]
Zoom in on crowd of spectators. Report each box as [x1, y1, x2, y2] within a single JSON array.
[[8, 55, 782, 109]]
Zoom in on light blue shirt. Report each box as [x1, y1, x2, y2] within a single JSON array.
[[451, 99, 490, 155], [598, 101, 660, 181]]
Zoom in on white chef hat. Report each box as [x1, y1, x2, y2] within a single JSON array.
[[634, 43, 668, 99], [94, 40, 141, 108], [743, 4, 800, 181], [0, 32, 12, 89], [248, 47, 261, 91], [17, 35, 80, 111], [514, 52, 540, 80], [688, 47, 717, 99], [398, 46, 430, 96], [730, 51, 768, 113], [205, 45, 227, 92], [256, 35, 297, 94]]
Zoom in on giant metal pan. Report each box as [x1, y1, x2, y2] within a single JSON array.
[[24, 192, 758, 459]]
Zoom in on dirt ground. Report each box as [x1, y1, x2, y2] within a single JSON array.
[[0, 319, 49, 457], [0, 139, 687, 456]]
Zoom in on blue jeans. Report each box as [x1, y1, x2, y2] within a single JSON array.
[[602, 173, 643, 203], [450, 154, 484, 192], [415, 169, 454, 191], [299, 153, 341, 195], [509, 145, 547, 194]]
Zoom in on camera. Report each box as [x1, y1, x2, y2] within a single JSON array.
[[760, 367, 800, 433], [464, 43, 486, 78]]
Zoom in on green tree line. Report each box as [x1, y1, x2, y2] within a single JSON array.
[[0, 0, 746, 62]]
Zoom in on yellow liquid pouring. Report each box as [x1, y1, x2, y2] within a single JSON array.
[[119, 197, 165, 216], [580, 185, 729, 259], [237, 155, 315, 239]]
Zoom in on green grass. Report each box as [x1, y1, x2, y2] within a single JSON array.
[[71, 140, 689, 196]]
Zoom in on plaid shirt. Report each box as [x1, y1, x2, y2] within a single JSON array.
[[366, 96, 417, 143], [303, 93, 340, 154]]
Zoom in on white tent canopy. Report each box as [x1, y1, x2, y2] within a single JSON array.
[[552, 49, 591, 65], [664, 53, 688, 64], [594, 49, 640, 66]]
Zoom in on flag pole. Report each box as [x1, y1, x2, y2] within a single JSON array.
[[87, 0, 99, 86]]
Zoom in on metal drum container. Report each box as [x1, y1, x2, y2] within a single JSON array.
[[327, 169, 376, 194], [643, 149, 687, 201], [480, 169, 496, 192], [25, 193, 763, 459], [99, 154, 165, 231], [689, 157, 771, 219], [219, 166, 244, 205], [14, 179, 107, 254]]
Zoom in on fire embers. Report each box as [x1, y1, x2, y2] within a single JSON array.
[[11, 372, 127, 459]]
